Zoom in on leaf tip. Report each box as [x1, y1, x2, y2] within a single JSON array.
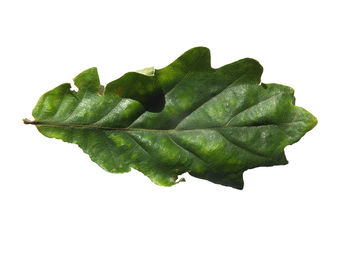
[[310, 114, 318, 129]]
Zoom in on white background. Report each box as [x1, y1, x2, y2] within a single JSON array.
[[1, 0, 349, 262]]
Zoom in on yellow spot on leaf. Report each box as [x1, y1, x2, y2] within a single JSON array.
[[116, 87, 123, 96]]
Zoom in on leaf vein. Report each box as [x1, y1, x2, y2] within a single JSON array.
[[175, 73, 247, 129], [53, 88, 69, 118], [124, 132, 155, 161], [62, 90, 88, 122], [216, 129, 270, 160], [167, 133, 210, 168], [225, 92, 283, 127], [92, 99, 121, 124]]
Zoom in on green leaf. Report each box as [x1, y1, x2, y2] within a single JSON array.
[[24, 47, 317, 189]]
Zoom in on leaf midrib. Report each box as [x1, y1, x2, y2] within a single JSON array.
[[24, 120, 231, 132], [24, 119, 291, 132]]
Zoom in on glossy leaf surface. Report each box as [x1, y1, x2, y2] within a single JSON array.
[[24, 47, 317, 189]]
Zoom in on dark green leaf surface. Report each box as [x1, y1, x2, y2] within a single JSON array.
[[24, 47, 317, 189]]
